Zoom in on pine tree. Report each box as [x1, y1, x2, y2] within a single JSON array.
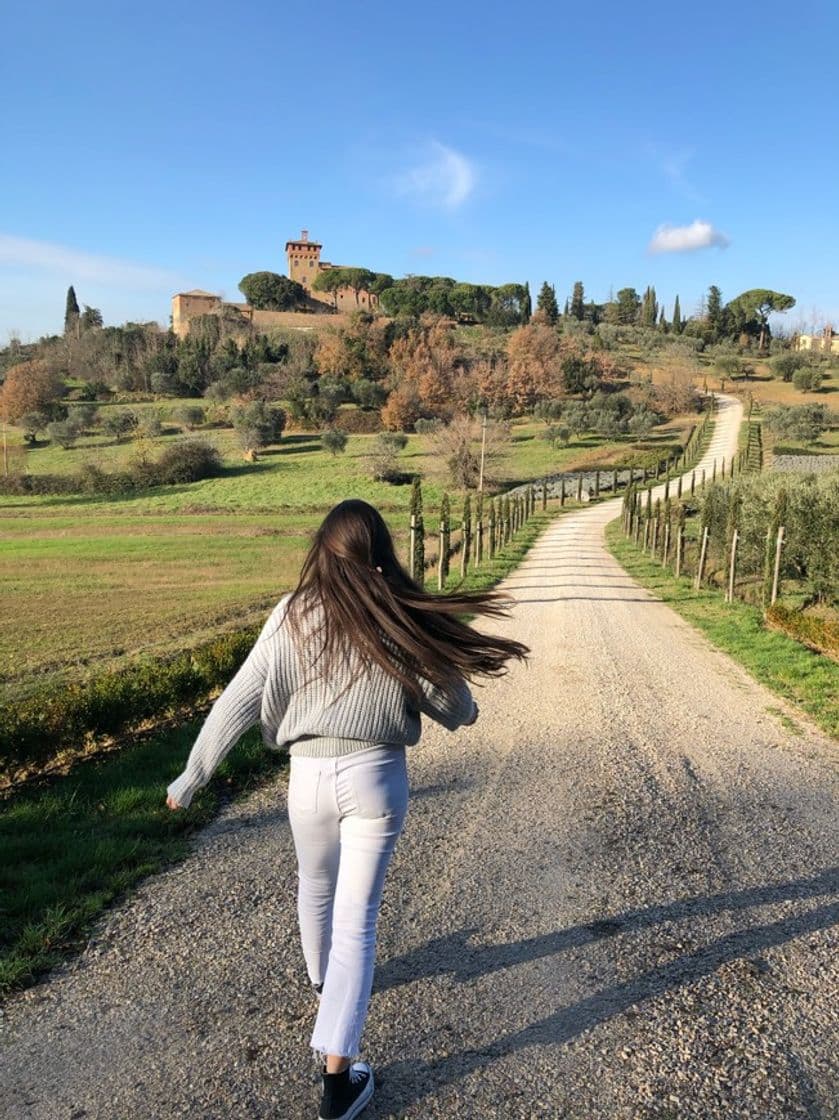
[[410, 477, 424, 583], [64, 286, 80, 337], [536, 281, 559, 325], [563, 298, 570, 317], [570, 281, 585, 320], [672, 295, 682, 334], [521, 281, 532, 323]]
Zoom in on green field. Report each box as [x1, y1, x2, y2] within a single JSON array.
[[1, 409, 696, 698]]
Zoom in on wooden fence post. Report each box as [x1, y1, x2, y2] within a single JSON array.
[[476, 518, 483, 566], [437, 519, 446, 591], [695, 526, 709, 590], [560, 476, 566, 507], [612, 468, 618, 495], [701, 468, 706, 488], [726, 529, 739, 602], [771, 526, 785, 605], [542, 480, 547, 510], [576, 475, 583, 503], [663, 520, 671, 566], [594, 470, 600, 498], [712, 458, 717, 482], [460, 520, 468, 578], [677, 474, 683, 499], [675, 517, 684, 577], [690, 470, 696, 496], [409, 514, 416, 578]]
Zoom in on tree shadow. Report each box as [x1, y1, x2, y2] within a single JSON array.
[[374, 868, 839, 1110]]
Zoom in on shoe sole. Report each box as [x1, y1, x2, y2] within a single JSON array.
[[318, 1070, 374, 1120]]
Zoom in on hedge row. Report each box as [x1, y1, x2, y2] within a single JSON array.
[[1, 625, 260, 782], [0, 440, 222, 497], [765, 605, 839, 662]]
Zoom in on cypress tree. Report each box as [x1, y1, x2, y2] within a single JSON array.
[[658, 306, 667, 332], [672, 295, 682, 334], [410, 476, 424, 583], [706, 285, 722, 340], [570, 281, 585, 321], [521, 281, 532, 323], [563, 298, 570, 317], [440, 491, 451, 582], [536, 282, 559, 325], [64, 286, 80, 337]]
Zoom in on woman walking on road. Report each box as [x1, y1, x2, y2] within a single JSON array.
[[166, 498, 529, 1119]]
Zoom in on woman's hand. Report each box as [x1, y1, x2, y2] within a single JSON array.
[[166, 794, 184, 811]]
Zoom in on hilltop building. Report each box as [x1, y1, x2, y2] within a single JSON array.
[[171, 230, 379, 338], [796, 324, 839, 355]]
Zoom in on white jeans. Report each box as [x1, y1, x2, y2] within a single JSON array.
[[287, 745, 409, 1058]]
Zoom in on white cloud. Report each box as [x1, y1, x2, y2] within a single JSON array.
[[0, 233, 181, 290], [395, 141, 477, 209], [648, 220, 731, 254]]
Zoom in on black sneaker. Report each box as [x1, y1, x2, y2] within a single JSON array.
[[318, 1061, 374, 1120]]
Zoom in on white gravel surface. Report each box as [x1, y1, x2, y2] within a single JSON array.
[[2, 395, 837, 1119]]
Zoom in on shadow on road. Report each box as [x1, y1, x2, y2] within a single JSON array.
[[374, 867, 839, 1111]]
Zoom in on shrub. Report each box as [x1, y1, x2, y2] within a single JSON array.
[[17, 411, 49, 444], [792, 367, 824, 393], [414, 418, 442, 436], [231, 401, 286, 456], [68, 403, 99, 431], [332, 408, 383, 434], [321, 429, 348, 456], [154, 440, 223, 484], [175, 405, 206, 430], [102, 409, 139, 441], [352, 379, 388, 411], [764, 404, 831, 445], [47, 420, 80, 449], [137, 411, 163, 438], [772, 352, 809, 382], [367, 431, 408, 482]]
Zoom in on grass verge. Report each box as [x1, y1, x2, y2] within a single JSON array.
[[605, 520, 839, 740], [0, 506, 560, 1000]]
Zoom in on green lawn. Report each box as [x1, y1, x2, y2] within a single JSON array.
[[1, 413, 695, 698]]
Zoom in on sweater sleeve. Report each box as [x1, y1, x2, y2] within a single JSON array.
[[166, 600, 287, 809], [416, 671, 477, 732]]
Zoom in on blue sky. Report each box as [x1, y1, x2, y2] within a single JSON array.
[[2, 0, 837, 340]]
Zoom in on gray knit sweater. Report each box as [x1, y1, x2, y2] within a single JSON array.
[[167, 593, 477, 808]]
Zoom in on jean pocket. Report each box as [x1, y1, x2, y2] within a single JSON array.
[[288, 765, 321, 814], [348, 751, 408, 821]]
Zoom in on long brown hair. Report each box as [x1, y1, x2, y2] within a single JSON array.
[[284, 498, 529, 704]]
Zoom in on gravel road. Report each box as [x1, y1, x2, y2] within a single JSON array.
[[2, 395, 837, 1119]]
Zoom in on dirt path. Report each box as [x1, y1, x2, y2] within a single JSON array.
[[2, 395, 837, 1119]]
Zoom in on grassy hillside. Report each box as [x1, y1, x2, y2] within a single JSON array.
[[1, 411, 695, 698]]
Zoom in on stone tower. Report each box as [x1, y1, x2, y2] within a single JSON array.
[[285, 229, 322, 291]]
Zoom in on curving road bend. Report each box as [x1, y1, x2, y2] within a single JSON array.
[[2, 394, 838, 1119]]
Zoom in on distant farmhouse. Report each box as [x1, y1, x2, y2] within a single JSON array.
[[796, 324, 839, 355], [171, 230, 380, 339]]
